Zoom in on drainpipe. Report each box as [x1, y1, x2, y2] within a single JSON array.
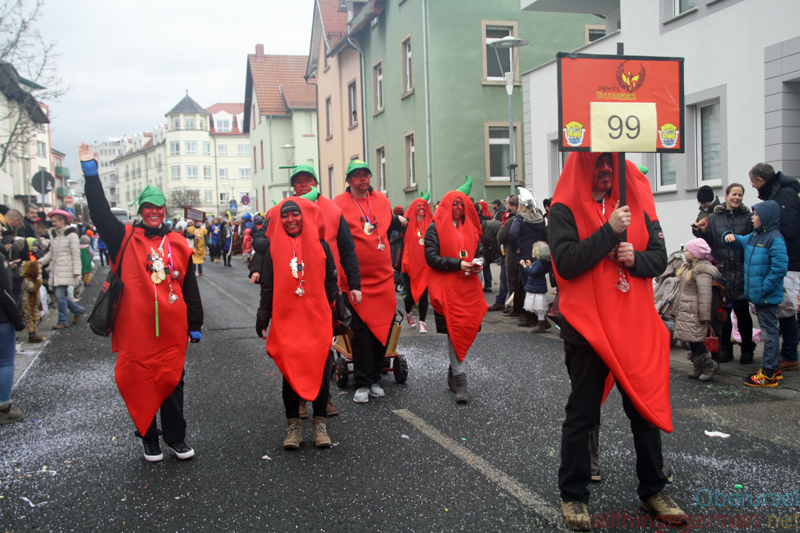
[[422, 0, 433, 201], [347, 36, 368, 166], [268, 115, 274, 185]]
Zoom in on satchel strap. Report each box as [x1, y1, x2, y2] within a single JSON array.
[[113, 228, 135, 279]]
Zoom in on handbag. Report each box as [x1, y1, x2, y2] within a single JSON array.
[[87, 230, 134, 337], [331, 292, 353, 336], [704, 326, 719, 354], [547, 291, 562, 327]]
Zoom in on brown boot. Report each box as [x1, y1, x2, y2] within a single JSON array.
[[298, 401, 308, 419], [561, 501, 591, 531], [283, 418, 302, 450], [453, 372, 468, 403], [530, 323, 547, 334], [447, 366, 456, 393], [0, 405, 24, 425], [326, 400, 339, 417], [28, 332, 43, 343], [312, 417, 331, 448]]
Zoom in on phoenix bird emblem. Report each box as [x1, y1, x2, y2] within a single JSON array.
[[616, 61, 646, 93]]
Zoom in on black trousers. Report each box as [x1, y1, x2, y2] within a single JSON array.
[[98, 248, 109, 266], [403, 273, 428, 321], [720, 300, 754, 350], [139, 371, 186, 444], [282, 357, 330, 419], [348, 301, 391, 388], [559, 342, 667, 503]]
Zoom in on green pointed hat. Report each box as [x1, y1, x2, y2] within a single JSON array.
[[130, 185, 166, 212], [420, 189, 430, 201], [637, 165, 649, 175], [300, 186, 320, 202], [290, 164, 318, 185], [455, 176, 472, 195]]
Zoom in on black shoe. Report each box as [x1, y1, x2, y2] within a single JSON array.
[[739, 352, 754, 365], [143, 438, 163, 462], [166, 440, 195, 460], [712, 348, 733, 364]]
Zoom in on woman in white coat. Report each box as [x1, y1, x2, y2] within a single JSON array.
[[38, 210, 84, 329]]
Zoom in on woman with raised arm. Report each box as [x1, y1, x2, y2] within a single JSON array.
[[79, 143, 204, 463]]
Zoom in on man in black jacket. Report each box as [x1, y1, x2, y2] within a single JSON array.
[[750, 163, 800, 372]]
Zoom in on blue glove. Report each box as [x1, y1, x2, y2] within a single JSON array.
[[81, 159, 98, 176], [189, 331, 201, 343]]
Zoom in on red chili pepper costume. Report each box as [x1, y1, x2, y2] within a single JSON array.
[[402, 198, 433, 303]]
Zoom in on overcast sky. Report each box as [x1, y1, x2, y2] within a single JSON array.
[[36, 0, 314, 179]]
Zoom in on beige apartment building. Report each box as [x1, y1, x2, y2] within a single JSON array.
[[306, 0, 365, 197]]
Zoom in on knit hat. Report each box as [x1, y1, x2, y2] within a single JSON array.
[[280, 200, 300, 215], [80, 235, 90, 245], [393, 205, 404, 215], [696, 185, 715, 204], [685, 238, 714, 262]]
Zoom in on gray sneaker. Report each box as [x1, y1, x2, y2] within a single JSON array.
[[353, 387, 369, 403], [369, 383, 385, 397]]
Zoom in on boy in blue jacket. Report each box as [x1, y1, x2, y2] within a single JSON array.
[[724, 200, 788, 386]]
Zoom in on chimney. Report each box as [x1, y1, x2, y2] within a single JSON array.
[[256, 44, 265, 60]]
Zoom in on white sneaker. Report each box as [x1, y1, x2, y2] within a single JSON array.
[[418, 321, 427, 334], [369, 383, 385, 397], [404, 311, 416, 327], [353, 387, 369, 403]]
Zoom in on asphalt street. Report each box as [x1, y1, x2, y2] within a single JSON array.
[[2, 258, 800, 532]]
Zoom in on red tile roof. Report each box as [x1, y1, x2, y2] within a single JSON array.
[[319, 0, 348, 52], [206, 103, 244, 115], [248, 55, 315, 115]]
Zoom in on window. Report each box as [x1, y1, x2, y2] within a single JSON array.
[[405, 132, 416, 188], [486, 123, 521, 182], [348, 81, 358, 126], [172, 117, 180, 130], [697, 102, 721, 183], [401, 36, 413, 94], [203, 165, 212, 179], [484, 25, 512, 81], [35, 123, 45, 133], [199, 118, 204, 131], [219, 168, 228, 180], [216, 119, 231, 132], [186, 165, 198, 180], [324, 51, 330, 70], [185, 117, 195, 130], [36, 141, 47, 157], [204, 190, 213, 203], [260, 140, 264, 168], [218, 144, 228, 156], [376, 145, 387, 192], [585, 24, 606, 44], [220, 192, 230, 203], [171, 165, 181, 180], [239, 168, 251, 180], [238, 143, 249, 157], [326, 97, 333, 139], [253, 147, 257, 172], [169, 141, 180, 156], [673, 0, 697, 16], [657, 153, 678, 191], [185, 140, 197, 155], [202, 141, 210, 156], [373, 62, 384, 112]]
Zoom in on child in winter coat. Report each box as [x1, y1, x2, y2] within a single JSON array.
[[79, 235, 94, 287], [723, 200, 789, 387], [20, 260, 43, 343], [670, 238, 720, 381], [520, 241, 552, 334], [242, 228, 253, 261]]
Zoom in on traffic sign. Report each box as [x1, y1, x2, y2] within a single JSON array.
[[31, 170, 55, 194], [65, 196, 74, 206], [229, 200, 238, 214], [241, 195, 250, 206]]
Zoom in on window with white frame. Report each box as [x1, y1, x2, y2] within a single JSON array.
[[484, 24, 513, 81], [185, 117, 195, 130], [326, 97, 333, 138], [348, 82, 358, 126], [585, 24, 606, 44], [219, 167, 228, 180], [185, 140, 197, 155], [696, 101, 721, 183], [238, 143, 249, 157], [673, 0, 697, 16], [216, 119, 231, 132], [172, 117, 180, 130], [657, 153, 678, 191], [405, 133, 416, 188], [374, 62, 384, 112], [169, 141, 179, 156], [170, 165, 181, 180], [220, 191, 230, 203], [186, 165, 199, 180], [402, 37, 413, 93], [199, 118, 204, 131], [239, 167, 251, 180], [487, 125, 519, 182], [376, 146, 386, 192], [204, 190, 213, 203], [36, 141, 47, 156], [218, 144, 228, 156], [203, 165, 212, 179], [202, 141, 210, 156]]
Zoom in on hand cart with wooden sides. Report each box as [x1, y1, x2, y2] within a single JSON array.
[[332, 311, 408, 388]]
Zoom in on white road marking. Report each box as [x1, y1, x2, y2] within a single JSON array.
[[393, 408, 567, 531]]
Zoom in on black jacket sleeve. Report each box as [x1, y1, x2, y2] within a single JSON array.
[[0, 261, 23, 330], [84, 168, 126, 261], [256, 238, 273, 334], [626, 213, 667, 278], [182, 261, 203, 331], [250, 225, 268, 280], [322, 241, 338, 303], [336, 215, 361, 291], [424, 224, 462, 271], [548, 203, 620, 280]]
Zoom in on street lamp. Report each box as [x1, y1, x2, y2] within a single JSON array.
[[489, 35, 529, 197]]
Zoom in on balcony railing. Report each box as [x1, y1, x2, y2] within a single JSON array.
[[55, 166, 70, 177]]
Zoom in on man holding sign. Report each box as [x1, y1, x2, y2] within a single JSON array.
[[550, 152, 686, 530]]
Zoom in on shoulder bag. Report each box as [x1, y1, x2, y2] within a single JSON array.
[[87, 230, 134, 337]]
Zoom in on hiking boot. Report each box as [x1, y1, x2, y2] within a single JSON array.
[[72, 310, 85, 324], [453, 372, 468, 403], [166, 441, 195, 460], [326, 400, 339, 417], [142, 438, 163, 462], [743, 369, 779, 387], [698, 352, 719, 381], [447, 366, 456, 393], [488, 303, 504, 312], [353, 387, 369, 403], [561, 501, 591, 531], [778, 358, 799, 372], [640, 491, 688, 525], [52, 323, 67, 330], [543, 317, 552, 329], [284, 418, 302, 449], [27, 333, 43, 343], [418, 321, 427, 334], [530, 322, 547, 334], [517, 316, 536, 327], [369, 383, 385, 397], [312, 417, 331, 448], [0, 405, 24, 425], [298, 401, 309, 419]]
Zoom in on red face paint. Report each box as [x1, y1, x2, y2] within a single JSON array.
[[141, 203, 166, 228], [416, 204, 427, 217], [452, 197, 465, 220], [281, 211, 302, 236], [292, 174, 317, 196]]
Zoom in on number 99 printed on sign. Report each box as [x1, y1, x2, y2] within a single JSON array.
[[590, 102, 657, 153]]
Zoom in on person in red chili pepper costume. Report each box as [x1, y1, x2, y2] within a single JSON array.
[[333, 160, 406, 403], [424, 177, 486, 403], [549, 152, 686, 530], [80, 143, 203, 464], [401, 191, 433, 334], [255, 198, 338, 449]]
